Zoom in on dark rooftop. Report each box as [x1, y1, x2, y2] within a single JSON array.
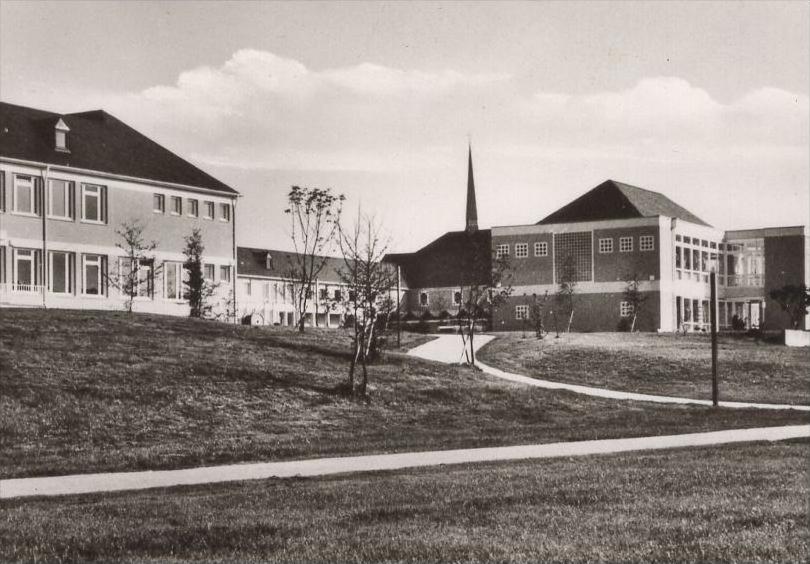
[[237, 247, 345, 282], [0, 101, 236, 195]]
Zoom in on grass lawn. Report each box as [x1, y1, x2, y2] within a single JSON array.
[[2, 440, 807, 562], [478, 331, 810, 405], [1, 309, 807, 479]]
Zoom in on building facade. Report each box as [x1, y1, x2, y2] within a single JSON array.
[[0, 102, 239, 316]]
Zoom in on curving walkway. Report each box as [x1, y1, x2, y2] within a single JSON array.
[[408, 334, 810, 412], [2, 425, 808, 499]]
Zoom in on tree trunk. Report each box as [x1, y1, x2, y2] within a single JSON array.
[[566, 309, 574, 333], [630, 313, 637, 332], [468, 318, 476, 365]]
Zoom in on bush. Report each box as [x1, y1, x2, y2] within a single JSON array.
[[438, 310, 450, 320], [456, 308, 468, 320], [420, 310, 434, 321], [415, 319, 431, 333], [617, 317, 632, 332], [403, 311, 416, 321]]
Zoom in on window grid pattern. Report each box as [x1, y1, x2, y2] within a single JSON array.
[[496, 244, 509, 258], [640, 235, 655, 251], [619, 237, 633, 252], [553, 232, 592, 283], [598, 238, 613, 253], [515, 305, 529, 320], [515, 243, 528, 258], [620, 301, 633, 317], [534, 242, 548, 257]]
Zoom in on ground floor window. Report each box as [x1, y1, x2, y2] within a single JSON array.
[[419, 291, 429, 306], [219, 265, 231, 283], [165, 261, 185, 300], [453, 290, 462, 306], [82, 254, 106, 296], [119, 257, 152, 298], [515, 304, 529, 320], [204, 264, 215, 282], [49, 251, 75, 294], [620, 301, 633, 317], [14, 248, 39, 291]]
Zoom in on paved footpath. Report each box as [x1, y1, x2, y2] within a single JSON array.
[[2, 425, 808, 499], [409, 335, 810, 411]]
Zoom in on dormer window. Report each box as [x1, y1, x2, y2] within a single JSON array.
[[54, 118, 70, 152], [265, 253, 272, 270]]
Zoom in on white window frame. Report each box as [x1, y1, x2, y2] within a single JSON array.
[[170, 196, 182, 216], [619, 236, 633, 253], [13, 248, 36, 290], [515, 243, 529, 259], [640, 235, 655, 252], [188, 199, 199, 218], [48, 179, 73, 220], [13, 174, 36, 216], [419, 291, 429, 307], [164, 261, 185, 301], [153, 193, 165, 214], [81, 183, 105, 224], [453, 290, 462, 306], [82, 254, 104, 297], [620, 301, 634, 317], [496, 244, 510, 258], [219, 202, 231, 222], [204, 201, 215, 220], [243, 279, 252, 297], [219, 265, 231, 283], [534, 242, 548, 257], [598, 238, 614, 254], [48, 251, 73, 294], [515, 305, 529, 320], [204, 263, 215, 282]]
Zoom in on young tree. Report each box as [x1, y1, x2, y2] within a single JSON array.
[[182, 228, 216, 318], [285, 186, 345, 332], [622, 272, 649, 332], [457, 235, 512, 365], [107, 220, 158, 313], [555, 253, 577, 333], [769, 284, 810, 329], [337, 213, 396, 397], [529, 291, 549, 339]]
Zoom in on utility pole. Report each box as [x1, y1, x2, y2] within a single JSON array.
[[396, 264, 401, 348], [710, 268, 719, 406]]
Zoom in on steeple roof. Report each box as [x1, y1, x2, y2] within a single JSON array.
[[537, 179, 710, 227], [465, 145, 478, 232]]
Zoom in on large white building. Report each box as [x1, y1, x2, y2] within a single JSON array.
[[0, 102, 239, 315]]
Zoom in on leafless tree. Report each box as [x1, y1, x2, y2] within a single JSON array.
[[284, 185, 345, 332], [107, 220, 159, 313], [555, 253, 577, 333], [622, 271, 649, 332], [337, 213, 396, 397], [457, 236, 512, 365]]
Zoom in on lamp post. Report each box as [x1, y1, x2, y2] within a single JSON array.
[[708, 258, 719, 406]]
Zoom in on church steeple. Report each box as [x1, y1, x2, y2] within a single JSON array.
[[465, 144, 478, 233]]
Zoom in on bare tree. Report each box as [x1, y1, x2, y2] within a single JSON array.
[[555, 253, 577, 333], [337, 213, 396, 397], [284, 185, 345, 332], [107, 220, 158, 313], [457, 236, 512, 365], [622, 271, 649, 332], [530, 291, 549, 339]]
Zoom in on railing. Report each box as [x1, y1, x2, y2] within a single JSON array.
[[0, 283, 46, 294]]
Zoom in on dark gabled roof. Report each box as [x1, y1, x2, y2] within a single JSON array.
[[237, 247, 346, 283], [385, 229, 491, 289], [537, 179, 710, 227], [0, 101, 237, 195]]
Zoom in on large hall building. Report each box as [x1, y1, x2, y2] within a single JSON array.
[[390, 149, 809, 333]]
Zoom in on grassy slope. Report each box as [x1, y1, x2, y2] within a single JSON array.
[[1, 309, 807, 479], [2, 440, 807, 562], [478, 332, 810, 405]]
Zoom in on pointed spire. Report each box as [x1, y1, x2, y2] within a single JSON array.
[[465, 143, 478, 233]]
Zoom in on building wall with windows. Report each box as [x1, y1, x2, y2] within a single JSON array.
[[0, 102, 238, 317]]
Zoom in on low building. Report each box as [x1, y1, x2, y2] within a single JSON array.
[[0, 102, 239, 316]]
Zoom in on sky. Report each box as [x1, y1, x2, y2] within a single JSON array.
[[1, 1, 808, 252]]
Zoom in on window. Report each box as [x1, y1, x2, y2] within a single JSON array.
[[619, 236, 633, 253], [81, 184, 106, 223], [14, 249, 38, 291], [170, 196, 182, 216], [620, 301, 633, 318], [349, 290, 357, 302], [534, 242, 548, 257], [263, 282, 271, 299], [204, 264, 215, 281], [496, 244, 510, 258], [242, 279, 252, 297], [419, 292, 429, 306], [121, 258, 153, 298], [49, 251, 74, 294], [165, 262, 184, 300], [453, 290, 462, 306], [82, 254, 105, 296], [13, 175, 37, 215], [188, 199, 199, 217], [319, 288, 329, 300], [553, 232, 592, 282], [598, 238, 614, 254], [514, 243, 528, 258], [204, 201, 215, 220], [219, 265, 231, 283], [220, 203, 231, 222], [515, 305, 529, 320], [55, 130, 67, 151], [0, 171, 5, 212], [153, 194, 165, 213], [640, 235, 655, 252], [48, 179, 74, 219], [334, 289, 342, 301]]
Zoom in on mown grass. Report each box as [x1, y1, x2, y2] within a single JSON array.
[[478, 331, 810, 405], [1, 309, 807, 479], [2, 440, 807, 562]]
